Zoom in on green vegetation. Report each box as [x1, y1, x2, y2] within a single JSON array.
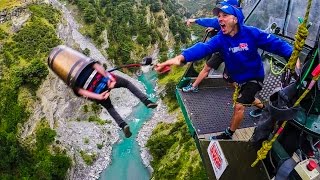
[[66, 0, 191, 70], [0, 4, 71, 179], [157, 65, 186, 111], [0, 0, 22, 11], [82, 102, 101, 114], [80, 151, 96, 165], [147, 116, 207, 180], [178, 0, 214, 15], [88, 115, 107, 125], [84, 138, 89, 144], [0, 28, 8, 40], [83, 104, 89, 113], [97, 143, 103, 149]]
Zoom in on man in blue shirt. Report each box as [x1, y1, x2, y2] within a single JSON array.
[[186, 0, 240, 30], [183, 0, 242, 93], [155, 3, 293, 139]]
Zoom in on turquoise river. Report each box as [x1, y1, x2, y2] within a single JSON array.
[[100, 70, 157, 180]]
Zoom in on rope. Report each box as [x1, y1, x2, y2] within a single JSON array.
[[232, 85, 240, 107], [251, 0, 314, 167], [251, 121, 287, 167], [286, 0, 312, 72], [269, 57, 287, 75], [251, 73, 320, 167]]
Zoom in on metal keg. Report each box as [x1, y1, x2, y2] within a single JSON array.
[[47, 45, 96, 89]]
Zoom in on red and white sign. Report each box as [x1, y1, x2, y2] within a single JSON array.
[[207, 141, 228, 179]]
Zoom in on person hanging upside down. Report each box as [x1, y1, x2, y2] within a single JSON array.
[[75, 63, 157, 138]]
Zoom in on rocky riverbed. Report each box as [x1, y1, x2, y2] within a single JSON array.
[[136, 99, 177, 173]]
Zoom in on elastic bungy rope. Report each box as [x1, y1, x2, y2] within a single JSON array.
[[251, 0, 313, 167], [286, 0, 312, 72], [251, 72, 320, 167]]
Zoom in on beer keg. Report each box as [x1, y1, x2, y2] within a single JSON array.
[[47, 45, 97, 89]]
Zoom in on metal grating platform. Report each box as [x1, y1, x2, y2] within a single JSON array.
[[178, 87, 259, 135], [178, 62, 283, 136], [258, 66, 282, 102]]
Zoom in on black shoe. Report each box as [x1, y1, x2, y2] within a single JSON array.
[[123, 125, 132, 138], [210, 132, 232, 140], [144, 99, 157, 109], [249, 108, 263, 118]]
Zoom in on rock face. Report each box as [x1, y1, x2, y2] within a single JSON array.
[[0, 6, 27, 23], [136, 99, 177, 174]]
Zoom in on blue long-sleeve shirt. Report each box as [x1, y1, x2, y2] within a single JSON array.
[[194, 8, 244, 30], [182, 26, 293, 84], [195, 18, 220, 29]]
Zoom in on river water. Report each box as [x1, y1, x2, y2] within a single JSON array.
[[99, 70, 157, 180]]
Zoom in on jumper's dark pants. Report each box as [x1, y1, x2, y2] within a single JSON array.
[[95, 75, 148, 128]]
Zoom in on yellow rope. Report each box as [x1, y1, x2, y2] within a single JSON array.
[[251, 0, 313, 167], [251, 121, 287, 167], [286, 0, 312, 72], [251, 74, 320, 167], [232, 85, 240, 107], [269, 57, 287, 75]]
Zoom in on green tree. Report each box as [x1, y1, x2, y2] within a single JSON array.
[[13, 59, 49, 89], [150, 1, 161, 12], [83, 48, 91, 56], [50, 154, 72, 179], [93, 20, 105, 37], [0, 28, 8, 40], [36, 127, 57, 149], [147, 118, 207, 180], [84, 4, 97, 23]]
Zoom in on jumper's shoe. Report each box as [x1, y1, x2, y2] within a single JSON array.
[[182, 83, 199, 93], [144, 99, 158, 109], [123, 125, 132, 138], [210, 132, 232, 140], [210, 127, 234, 141], [249, 108, 263, 118]]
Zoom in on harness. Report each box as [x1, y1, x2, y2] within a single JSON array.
[[85, 73, 110, 94], [94, 77, 110, 94]]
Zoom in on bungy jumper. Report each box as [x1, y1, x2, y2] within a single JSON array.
[[47, 45, 153, 93], [175, 0, 320, 179]]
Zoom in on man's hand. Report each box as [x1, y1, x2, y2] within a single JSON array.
[[186, 19, 196, 27], [107, 72, 116, 89], [154, 55, 185, 73], [108, 80, 116, 89], [154, 63, 168, 73], [99, 91, 110, 100]]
